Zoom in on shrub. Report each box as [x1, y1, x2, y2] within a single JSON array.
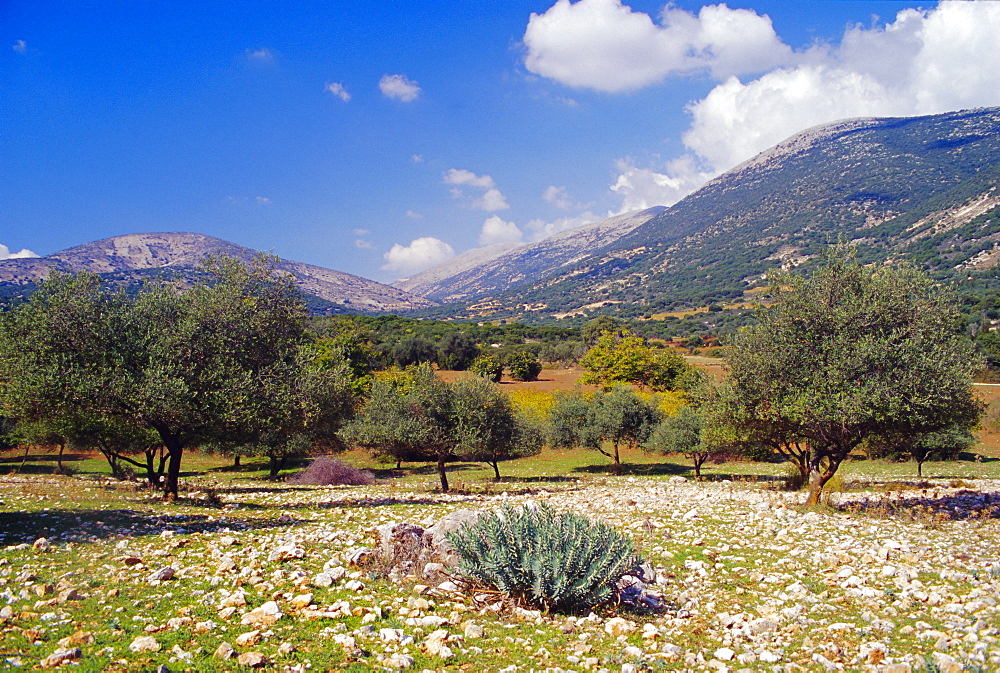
[[446, 502, 641, 613], [287, 456, 375, 486], [469, 354, 503, 382], [506, 350, 542, 382]]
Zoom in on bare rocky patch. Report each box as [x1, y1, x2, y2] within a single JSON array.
[[1, 473, 998, 671]]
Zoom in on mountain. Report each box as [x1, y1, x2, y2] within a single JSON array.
[[421, 107, 1000, 321], [0, 232, 436, 313], [393, 207, 666, 302]]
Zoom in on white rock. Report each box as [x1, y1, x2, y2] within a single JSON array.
[[147, 566, 176, 583], [129, 635, 160, 653], [714, 647, 735, 661]]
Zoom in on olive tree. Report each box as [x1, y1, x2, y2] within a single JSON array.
[[345, 366, 540, 489], [0, 256, 346, 500], [549, 386, 661, 470], [724, 248, 983, 504]]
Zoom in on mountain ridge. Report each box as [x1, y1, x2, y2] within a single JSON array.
[[417, 107, 1000, 322], [0, 232, 436, 313]]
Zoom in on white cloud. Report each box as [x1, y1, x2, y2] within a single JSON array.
[[443, 169, 510, 211], [611, 156, 719, 211], [355, 239, 374, 249], [12, 40, 26, 53], [523, 0, 792, 93], [325, 82, 351, 102], [443, 168, 496, 189], [479, 216, 523, 246], [379, 74, 421, 102], [411, 154, 424, 163], [0, 244, 39, 260], [594, 1, 1000, 212], [246, 47, 275, 61], [381, 236, 455, 274], [255, 196, 272, 205], [543, 185, 573, 210], [405, 210, 424, 219], [353, 228, 370, 236], [525, 212, 600, 241], [474, 188, 510, 212]]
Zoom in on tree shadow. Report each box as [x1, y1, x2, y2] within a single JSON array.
[[493, 476, 579, 484], [571, 462, 690, 476], [0, 507, 295, 545], [836, 488, 1000, 520]]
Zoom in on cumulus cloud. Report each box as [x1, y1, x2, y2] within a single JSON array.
[[381, 236, 455, 274], [12, 40, 26, 53], [0, 244, 39, 260], [325, 82, 351, 102], [543, 185, 573, 210], [524, 0, 792, 93], [379, 74, 421, 102], [611, 156, 717, 211], [568, 1, 1000, 211], [443, 169, 496, 190], [525, 212, 600, 241], [443, 169, 510, 211], [479, 216, 524, 246]]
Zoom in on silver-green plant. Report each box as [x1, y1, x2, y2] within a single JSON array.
[[446, 502, 641, 613]]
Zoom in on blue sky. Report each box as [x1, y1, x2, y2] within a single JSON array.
[[3, 1, 1000, 284]]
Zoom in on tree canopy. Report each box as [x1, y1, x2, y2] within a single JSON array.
[[0, 256, 351, 499], [720, 248, 983, 504]]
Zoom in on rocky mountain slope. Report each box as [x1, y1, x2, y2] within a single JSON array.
[[423, 107, 1000, 321], [393, 206, 665, 302], [0, 233, 435, 314]]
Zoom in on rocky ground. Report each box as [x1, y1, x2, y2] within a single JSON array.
[[1, 473, 998, 671]]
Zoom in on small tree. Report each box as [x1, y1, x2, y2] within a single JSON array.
[[580, 332, 690, 391], [344, 365, 459, 491], [645, 406, 713, 477], [469, 354, 503, 382], [451, 376, 542, 479], [550, 387, 661, 470], [724, 247, 983, 505], [505, 350, 542, 382]]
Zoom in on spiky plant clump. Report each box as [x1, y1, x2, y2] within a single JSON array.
[[446, 502, 641, 613]]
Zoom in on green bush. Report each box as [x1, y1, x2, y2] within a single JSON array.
[[446, 503, 641, 613], [469, 354, 503, 382], [505, 350, 542, 382]]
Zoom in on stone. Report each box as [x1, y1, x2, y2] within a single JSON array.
[[217, 556, 237, 573], [129, 635, 161, 653], [384, 653, 415, 668], [235, 631, 261, 647], [463, 622, 484, 638], [931, 652, 962, 673], [267, 545, 305, 563], [57, 630, 94, 647], [749, 617, 779, 634], [237, 651, 267, 667], [147, 566, 176, 583], [277, 642, 296, 655], [421, 510, 481, 565], [714, 647, 735, 661], [214, 642, 235, 659], [32, 538, 51, 552], [604, 617, 634, 636], [423, 629, 454, 658], [290, 593, 313, 609], [312, 572, 334, 587], [241, 601, 283, 627], [40, 647, 81, 667]]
